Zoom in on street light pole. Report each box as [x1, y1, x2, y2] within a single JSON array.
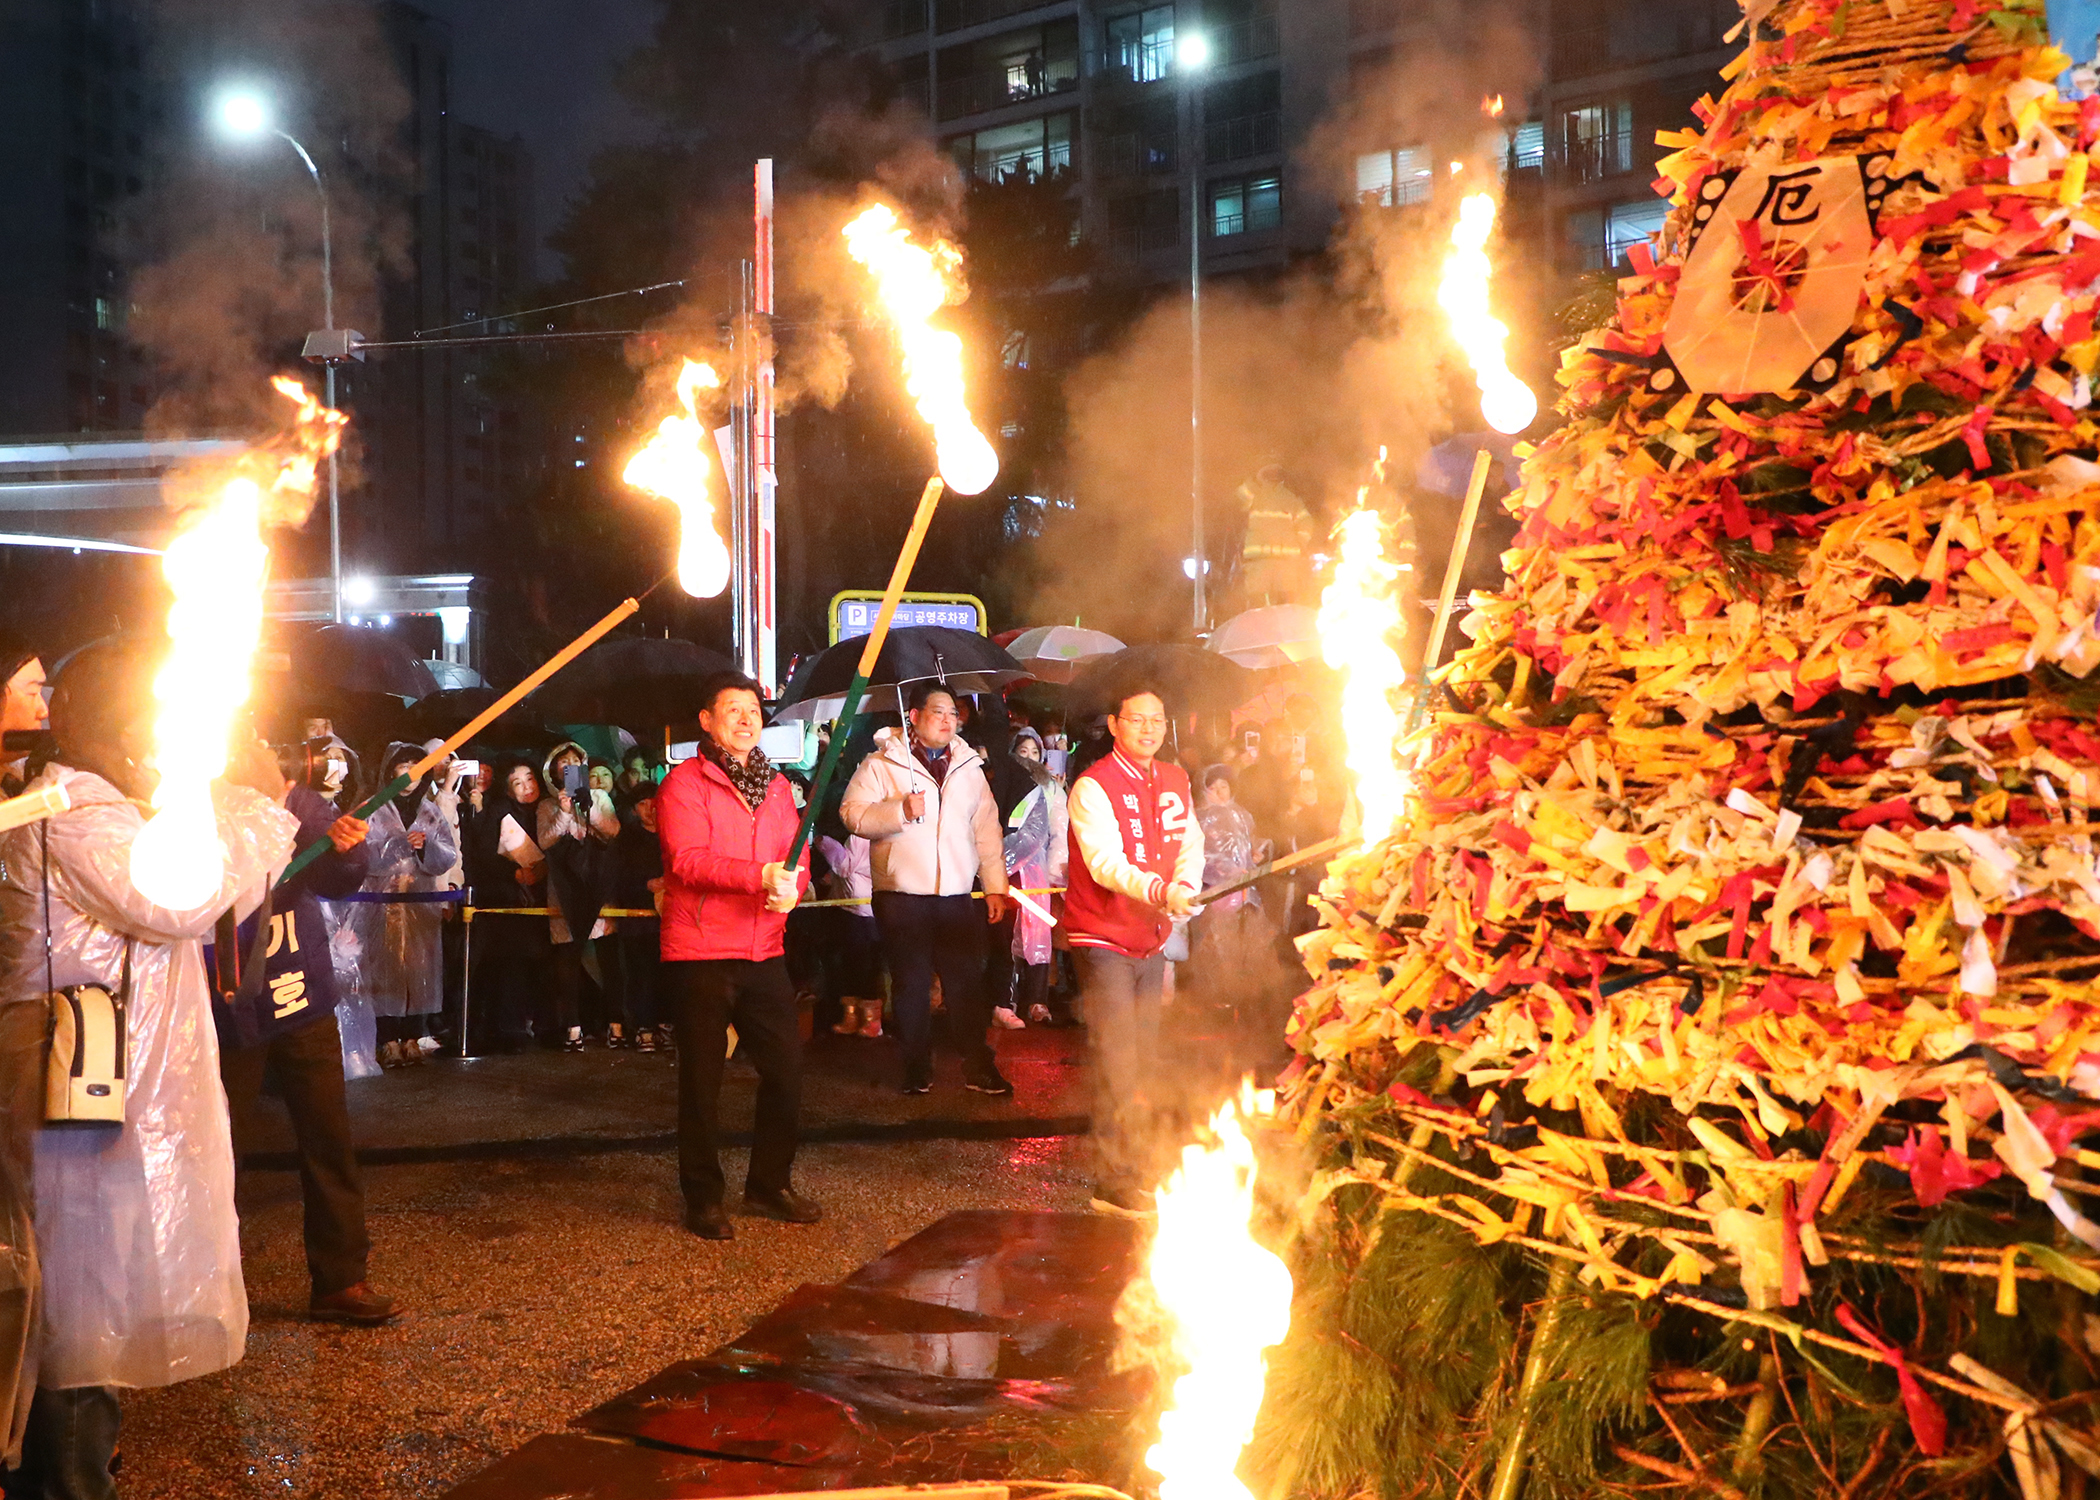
[[1182, 31, 1209, 635], [275, 130, 341, 623]]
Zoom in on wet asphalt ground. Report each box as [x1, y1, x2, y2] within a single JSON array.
[[113, 994, 1295, 1498]]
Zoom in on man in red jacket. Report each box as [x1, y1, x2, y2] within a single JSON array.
[[1065, 684, 1204, 1215], [658, 671, 818, 1240]]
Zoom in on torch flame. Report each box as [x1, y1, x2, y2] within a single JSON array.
[[622, 359, 732, 598], [1145, 1080, 1293, 1500], [1318, 450, 1411, 849], [1484, 93, 1505, 117], [841, 203, 999, 496], [130, 379, 343, 910], [1438, 193, 1537, 435]]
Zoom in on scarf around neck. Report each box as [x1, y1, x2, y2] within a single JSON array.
[[700, 733, 775, 810]]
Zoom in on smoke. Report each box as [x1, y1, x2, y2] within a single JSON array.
[[1005, 0, 1543, 642], [127, 0, 413, 473]]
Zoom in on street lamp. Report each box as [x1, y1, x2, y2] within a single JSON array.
[[211, 85, 344, 622], [1179, 31, 1211, 634]]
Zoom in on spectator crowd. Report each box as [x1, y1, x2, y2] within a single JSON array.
[[0, 629, 1344, 1496]]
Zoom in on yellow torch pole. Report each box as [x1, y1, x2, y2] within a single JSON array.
[[277, 593, 643, 884], [1409, 447, 1493, 732], [786, 477, 945, 864]]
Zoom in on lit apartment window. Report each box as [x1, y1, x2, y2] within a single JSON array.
[[1356, 145, 1430, 207], [1607, 199, 1669, 262], [1563, 198, 1670, 270], [1508, 120, 1545, 173], [1106, 6, 1177, 82], [952, 113, 1075, 183], [1561, 100, 1634, 182], [1210, 174, 1281, 235]]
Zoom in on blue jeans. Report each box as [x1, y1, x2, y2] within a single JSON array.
[[10, 1386, 118, 1500], [1072, 947, 1166, 1192]]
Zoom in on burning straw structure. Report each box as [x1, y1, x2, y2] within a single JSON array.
[[1258, 3, 2100, 1496]]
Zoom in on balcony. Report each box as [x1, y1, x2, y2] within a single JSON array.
[[880, 0, 927, 40], [1558, 130, 1634, 184], [1207, 13, 1280, 65], [936, 53, 1079, 119], [934, 0, 1061, 32], [1204, 110, 1281, 163], [1098, 129, 1177, 177]]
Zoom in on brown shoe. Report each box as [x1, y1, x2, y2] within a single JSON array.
[[309, 1282, 404, 1325]]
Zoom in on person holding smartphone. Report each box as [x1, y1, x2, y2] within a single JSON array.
[[537, 741, 618, 1051]]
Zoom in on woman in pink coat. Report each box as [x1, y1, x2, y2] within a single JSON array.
[[656, 671, 816, 1241]]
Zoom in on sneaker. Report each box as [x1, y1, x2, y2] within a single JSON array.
[[606, 1027, 628, 1050], [1088, 1183, 1158, 1217], [1026, 1004, 1052, 1025], [563, 1029, 585, 1053], [743, 1187, 824, 1224], [902, 1068, 933, 1096], [990, 1006, 1025, 1030], [378, 1041, 403, 1069], [832, 1001, 862, 1035], [635, 1028, 658, 1054], [310, 1282, 404, 1325], [859, 1007, 884, 1039], [658, 1025, 677, 1053], [963, 1066, 1015, 1097]]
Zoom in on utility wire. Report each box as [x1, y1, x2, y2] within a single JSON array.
[[411, 279, 692, 338]]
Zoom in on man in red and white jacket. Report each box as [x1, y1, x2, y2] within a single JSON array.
[[1065, 685, 1204, 1214], [658, 671, 816, 1241]]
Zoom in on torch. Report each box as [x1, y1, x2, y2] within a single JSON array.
[[781, 203, 1001, 864], [131, 378, 345, 910], [1411, 190, 1536, 730]]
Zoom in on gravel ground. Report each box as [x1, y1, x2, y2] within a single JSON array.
[[116, 1136, 1094, 1499]]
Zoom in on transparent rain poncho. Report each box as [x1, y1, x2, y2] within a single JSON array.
[[0, 766, 294, 1390]]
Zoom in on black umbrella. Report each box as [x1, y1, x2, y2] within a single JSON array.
[[266, 623, 443, 702], [1066, 644, 1255, 722], [527, 635, 738, 732], [772, 627, 1023, 722], [400, 686, 555, 747]]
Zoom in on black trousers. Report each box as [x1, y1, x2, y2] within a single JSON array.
[[606, 926, 663, 1030], [871, 892, 994, 1081], [669, 958, 801, 1209], [220, 1011, 371, 1297]]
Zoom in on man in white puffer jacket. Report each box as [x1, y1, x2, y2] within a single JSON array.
[[840, 683, 1013, 1097]]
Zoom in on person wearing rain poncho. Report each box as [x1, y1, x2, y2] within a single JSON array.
[[343, 743, 459, 1067], [1000, 727, 1066, 1028], [0, 642, 298, 1492]]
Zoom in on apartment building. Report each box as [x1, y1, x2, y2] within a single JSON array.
[[863, 0, 1739, 287]]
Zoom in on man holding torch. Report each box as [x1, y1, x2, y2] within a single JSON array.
[[657, 671, 819, 1241], [1065, 685, 1204, 1215]]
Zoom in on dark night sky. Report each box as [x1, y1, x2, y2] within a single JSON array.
[[414, 0, 660, 278]]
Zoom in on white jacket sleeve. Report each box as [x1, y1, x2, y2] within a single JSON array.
[[1172, 799, 1205, 895], [969, 772, 1008, 893], [53, 784, 296, 944], [839, 754, 907, 840], [1069, 776, 1164, 905]]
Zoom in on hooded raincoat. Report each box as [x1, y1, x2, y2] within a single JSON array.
[[536, 741, 617, 945], [341, 744, 458, 1017], [1002, 732, 1067, 967], [0, 765, 296, 1392]]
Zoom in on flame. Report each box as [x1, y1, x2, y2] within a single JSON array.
[[841, 203, 999, 496], [1438, 193, 1538, 435], [623, 359, 732, 598], [131, 380, 342, 909], [1144, 1081, 1293, 1500], [1484, 92, 1505, 117], [1318, 451, 1411, 849]]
